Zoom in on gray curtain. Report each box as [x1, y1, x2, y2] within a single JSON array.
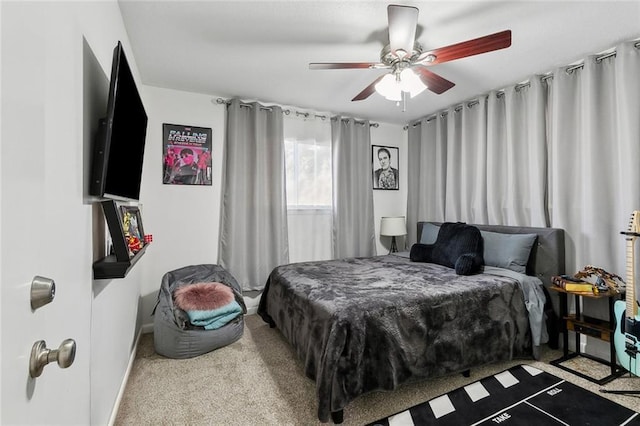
[[407, 40, 640, 282], [548, 41, 640, 275], [331, 117, 376, 258], [219, 99, 288, 291], [407, 115, 447, 244], [407, 77, 547, 244]]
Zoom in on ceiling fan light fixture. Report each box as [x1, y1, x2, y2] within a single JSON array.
[[399, 68, 426, 97], [375, 73, 402, 101], [375, 68, 427, 101]]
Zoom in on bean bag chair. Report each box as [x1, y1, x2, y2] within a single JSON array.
[[153, 264, 246, 359]]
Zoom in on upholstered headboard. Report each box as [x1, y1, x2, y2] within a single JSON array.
[[417, 222, 566, 296]]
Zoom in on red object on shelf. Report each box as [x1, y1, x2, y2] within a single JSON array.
[[128, 236, 142, 253], [144, 234, 153, 243]]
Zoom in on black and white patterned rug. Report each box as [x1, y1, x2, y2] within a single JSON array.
[[368, 365, 640, 426]]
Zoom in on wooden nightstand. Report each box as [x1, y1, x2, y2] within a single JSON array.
[[549, 285, 627, 384]]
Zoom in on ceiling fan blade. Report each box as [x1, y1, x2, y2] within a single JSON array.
[[388, 4, 418, 56], [352, 74, 386, 101], [417, 30, 511, 65], [413, 66, 455, 94], [309, 62, 386, 70]]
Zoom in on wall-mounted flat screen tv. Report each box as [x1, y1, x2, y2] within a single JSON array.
[[90, 41, 148, 201]]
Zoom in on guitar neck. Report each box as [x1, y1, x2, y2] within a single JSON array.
[[626, 238, 638, 318]]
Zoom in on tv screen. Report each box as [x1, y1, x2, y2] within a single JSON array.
[[90, 41, 148, 201]]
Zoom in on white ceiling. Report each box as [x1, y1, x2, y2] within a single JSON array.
[[118, 1, 640, 125]]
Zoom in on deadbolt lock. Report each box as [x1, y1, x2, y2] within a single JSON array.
[[30, 276, 56, 310]]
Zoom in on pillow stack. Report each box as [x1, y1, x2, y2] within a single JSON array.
[[173, 282, 243, 330], [413, 222, 538, 275]]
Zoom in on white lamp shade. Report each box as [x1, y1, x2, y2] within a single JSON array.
[[375, 70, 427, 101], [399, 68, 427, 98], [374, 74, 402, 101], [380, 216, 406, 236]]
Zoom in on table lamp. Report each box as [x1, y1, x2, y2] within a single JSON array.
[[380, 216, 406, 254]]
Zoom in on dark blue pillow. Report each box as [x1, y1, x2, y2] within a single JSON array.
[[431, 222, 483, 275], [410, 243, 434, 262], [455, 253, 478, 275]]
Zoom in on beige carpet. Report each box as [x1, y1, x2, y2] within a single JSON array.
[[115, 314, 640, 425]]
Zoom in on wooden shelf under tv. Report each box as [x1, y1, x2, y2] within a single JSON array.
[[93, 245, 148, 279]]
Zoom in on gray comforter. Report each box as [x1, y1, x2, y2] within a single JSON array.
[[258, 255, 533, 422]]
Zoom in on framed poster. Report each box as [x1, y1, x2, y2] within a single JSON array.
[[163, 123, 212, 185], [372, 145, 399, 190]]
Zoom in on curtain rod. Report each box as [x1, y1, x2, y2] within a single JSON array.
[[214, 97, 379, 128], [330, 116, 379, 127], [405, 39, 640, 129]]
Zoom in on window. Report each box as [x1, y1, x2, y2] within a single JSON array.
[[285, 138, 332, 209], [284, 116, 332, 209], [284, 117, 333, 262]]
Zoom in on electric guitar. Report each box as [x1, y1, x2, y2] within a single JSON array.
[[614, 211, 640, 376]]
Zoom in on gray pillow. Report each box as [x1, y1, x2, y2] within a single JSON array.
[[481, 230, 537, 274], [419, 223, 440, 244]]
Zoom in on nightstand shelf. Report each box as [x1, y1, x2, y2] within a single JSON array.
[[549, 286, 627, 385]]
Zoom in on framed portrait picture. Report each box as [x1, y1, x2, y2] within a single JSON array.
[[163, 123, 213, 186], [372, 145, 399, 190]]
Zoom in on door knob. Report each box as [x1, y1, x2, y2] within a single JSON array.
[[29, 339, 76, 378]]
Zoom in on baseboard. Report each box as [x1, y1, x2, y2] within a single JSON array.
[[567, 334, 614, 363], [244, 294, 260, 316], [582, 337, 613, 361], [108, 327, 142, 426]]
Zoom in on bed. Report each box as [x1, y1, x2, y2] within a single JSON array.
[[257, 222, 565, 423]]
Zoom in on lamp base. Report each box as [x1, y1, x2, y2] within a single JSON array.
[[389, 236, 398, 254]]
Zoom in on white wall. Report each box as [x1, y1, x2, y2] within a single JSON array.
[[72, 4, 150, 424], [77, 3, 147, 425], [138, 87, 226, 326], [372, 124, 408, 255]]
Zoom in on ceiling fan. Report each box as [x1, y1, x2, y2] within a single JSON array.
[[309, 5, 512, 102]]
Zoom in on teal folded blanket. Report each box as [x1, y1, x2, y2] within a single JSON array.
[[186, 300, 243, 330]]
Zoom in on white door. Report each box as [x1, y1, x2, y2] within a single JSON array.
[[1, 3, 92, 424]]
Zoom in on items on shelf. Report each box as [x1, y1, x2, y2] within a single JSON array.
[[574, 265, 625, 293], [93, 200, 151, 279], [551, 275, 597, 293]]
